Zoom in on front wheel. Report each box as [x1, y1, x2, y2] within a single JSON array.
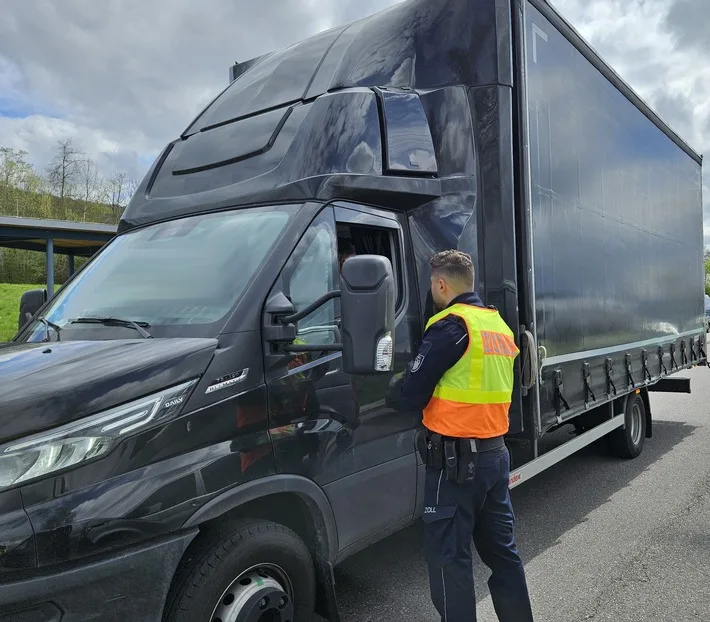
[[164, 519, 316, 622], [609, 393, 647, 459]]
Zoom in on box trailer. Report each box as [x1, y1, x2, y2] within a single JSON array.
[[511, 2, 706, 485], [508, 0, 704, 484], [2, 0, 704, 620]]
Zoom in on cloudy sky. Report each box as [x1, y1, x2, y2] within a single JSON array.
[[1, 0, 708, 240]]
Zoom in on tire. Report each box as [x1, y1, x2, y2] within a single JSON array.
[[609, 393, 646, 459], [164, 519, 316, 622]]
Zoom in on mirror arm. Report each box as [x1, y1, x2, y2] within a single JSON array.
[[279, 290, 341, 324]]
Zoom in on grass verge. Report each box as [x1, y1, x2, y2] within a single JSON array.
[[0, 283, 38, 342]]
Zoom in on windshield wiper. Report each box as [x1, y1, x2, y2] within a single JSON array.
[[38, 317, 62, 342], [70, 317, 153, 339]]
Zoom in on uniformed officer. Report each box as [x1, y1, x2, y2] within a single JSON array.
[[388, 249, 534, 622]]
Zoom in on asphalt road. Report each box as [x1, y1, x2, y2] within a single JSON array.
[[327, 366, 710, 621]]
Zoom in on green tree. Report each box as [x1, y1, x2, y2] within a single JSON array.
[[0, 147, 33, 216]]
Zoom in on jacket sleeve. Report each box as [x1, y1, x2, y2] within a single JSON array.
[[387, 317, 469, 412]]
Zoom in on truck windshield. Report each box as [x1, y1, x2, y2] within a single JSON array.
[[24, 205, 295, 342]]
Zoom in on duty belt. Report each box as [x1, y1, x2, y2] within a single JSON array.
[[416, 431, 506, 484]]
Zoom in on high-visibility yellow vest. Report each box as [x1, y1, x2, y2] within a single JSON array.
[[422, 303, 519, 439]]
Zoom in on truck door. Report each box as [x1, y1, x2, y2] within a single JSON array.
[[263, 203, 421, 557]]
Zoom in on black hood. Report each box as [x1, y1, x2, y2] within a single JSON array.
[[0, 338, 218, 444]]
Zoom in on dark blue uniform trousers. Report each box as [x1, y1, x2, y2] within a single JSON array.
[[423, 445, 533, 622]]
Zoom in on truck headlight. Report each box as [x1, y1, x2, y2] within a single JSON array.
[[0, 379, 198, 491]]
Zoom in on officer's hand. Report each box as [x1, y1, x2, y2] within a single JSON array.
[[385, 362, 413, 408], [385, 372, 405, 408]]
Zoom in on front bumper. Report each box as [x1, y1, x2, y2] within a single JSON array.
[[0, 530, 197, 622]]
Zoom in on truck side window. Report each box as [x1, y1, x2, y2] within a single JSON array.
[[280, 209, 339, 348], [336, 223, 403, 311], [336, 218, 406, 411]]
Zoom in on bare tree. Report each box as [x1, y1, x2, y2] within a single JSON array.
[[79, 158, 100, 202], [125, 177, 139, 204], [105, 172, 128, 221], [78, 158, 102, 221], [46, 138, 83, 217], [98, 175, 140, 223]]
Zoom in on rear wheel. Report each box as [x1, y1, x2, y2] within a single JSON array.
[[609, 393, 646, 459], [164, 519, 315, 622]]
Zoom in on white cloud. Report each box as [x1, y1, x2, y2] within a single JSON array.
[[0, 115, 152, 181]]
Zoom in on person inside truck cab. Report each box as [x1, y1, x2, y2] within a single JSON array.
[[337, 237, 357, 272], [388, 249, 534, 622]]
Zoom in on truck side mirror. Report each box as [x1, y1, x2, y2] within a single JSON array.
[[18, 288, 47, 332], [340, 255, 395, 375]]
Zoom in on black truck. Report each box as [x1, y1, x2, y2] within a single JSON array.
[[1, 0, 705, 620]]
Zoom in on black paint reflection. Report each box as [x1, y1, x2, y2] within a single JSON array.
[[0, 490, 35, 572], [526, 3, 704, 358], [420, 87, 477, 177], [409, 192, 478, 314], [329, 0, 504, 90], [381, 91, 437, 174], [185, 27, 344, 133], [22, 388, 275, 567], [282, 90, 382, 179]]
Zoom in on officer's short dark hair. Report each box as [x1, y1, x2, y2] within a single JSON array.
[[429, 249, 474, 288]]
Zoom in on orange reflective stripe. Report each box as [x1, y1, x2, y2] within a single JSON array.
[[481, 330, 518, 358], [481, 331, 493, 354], [423, 397, 510, 439]]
